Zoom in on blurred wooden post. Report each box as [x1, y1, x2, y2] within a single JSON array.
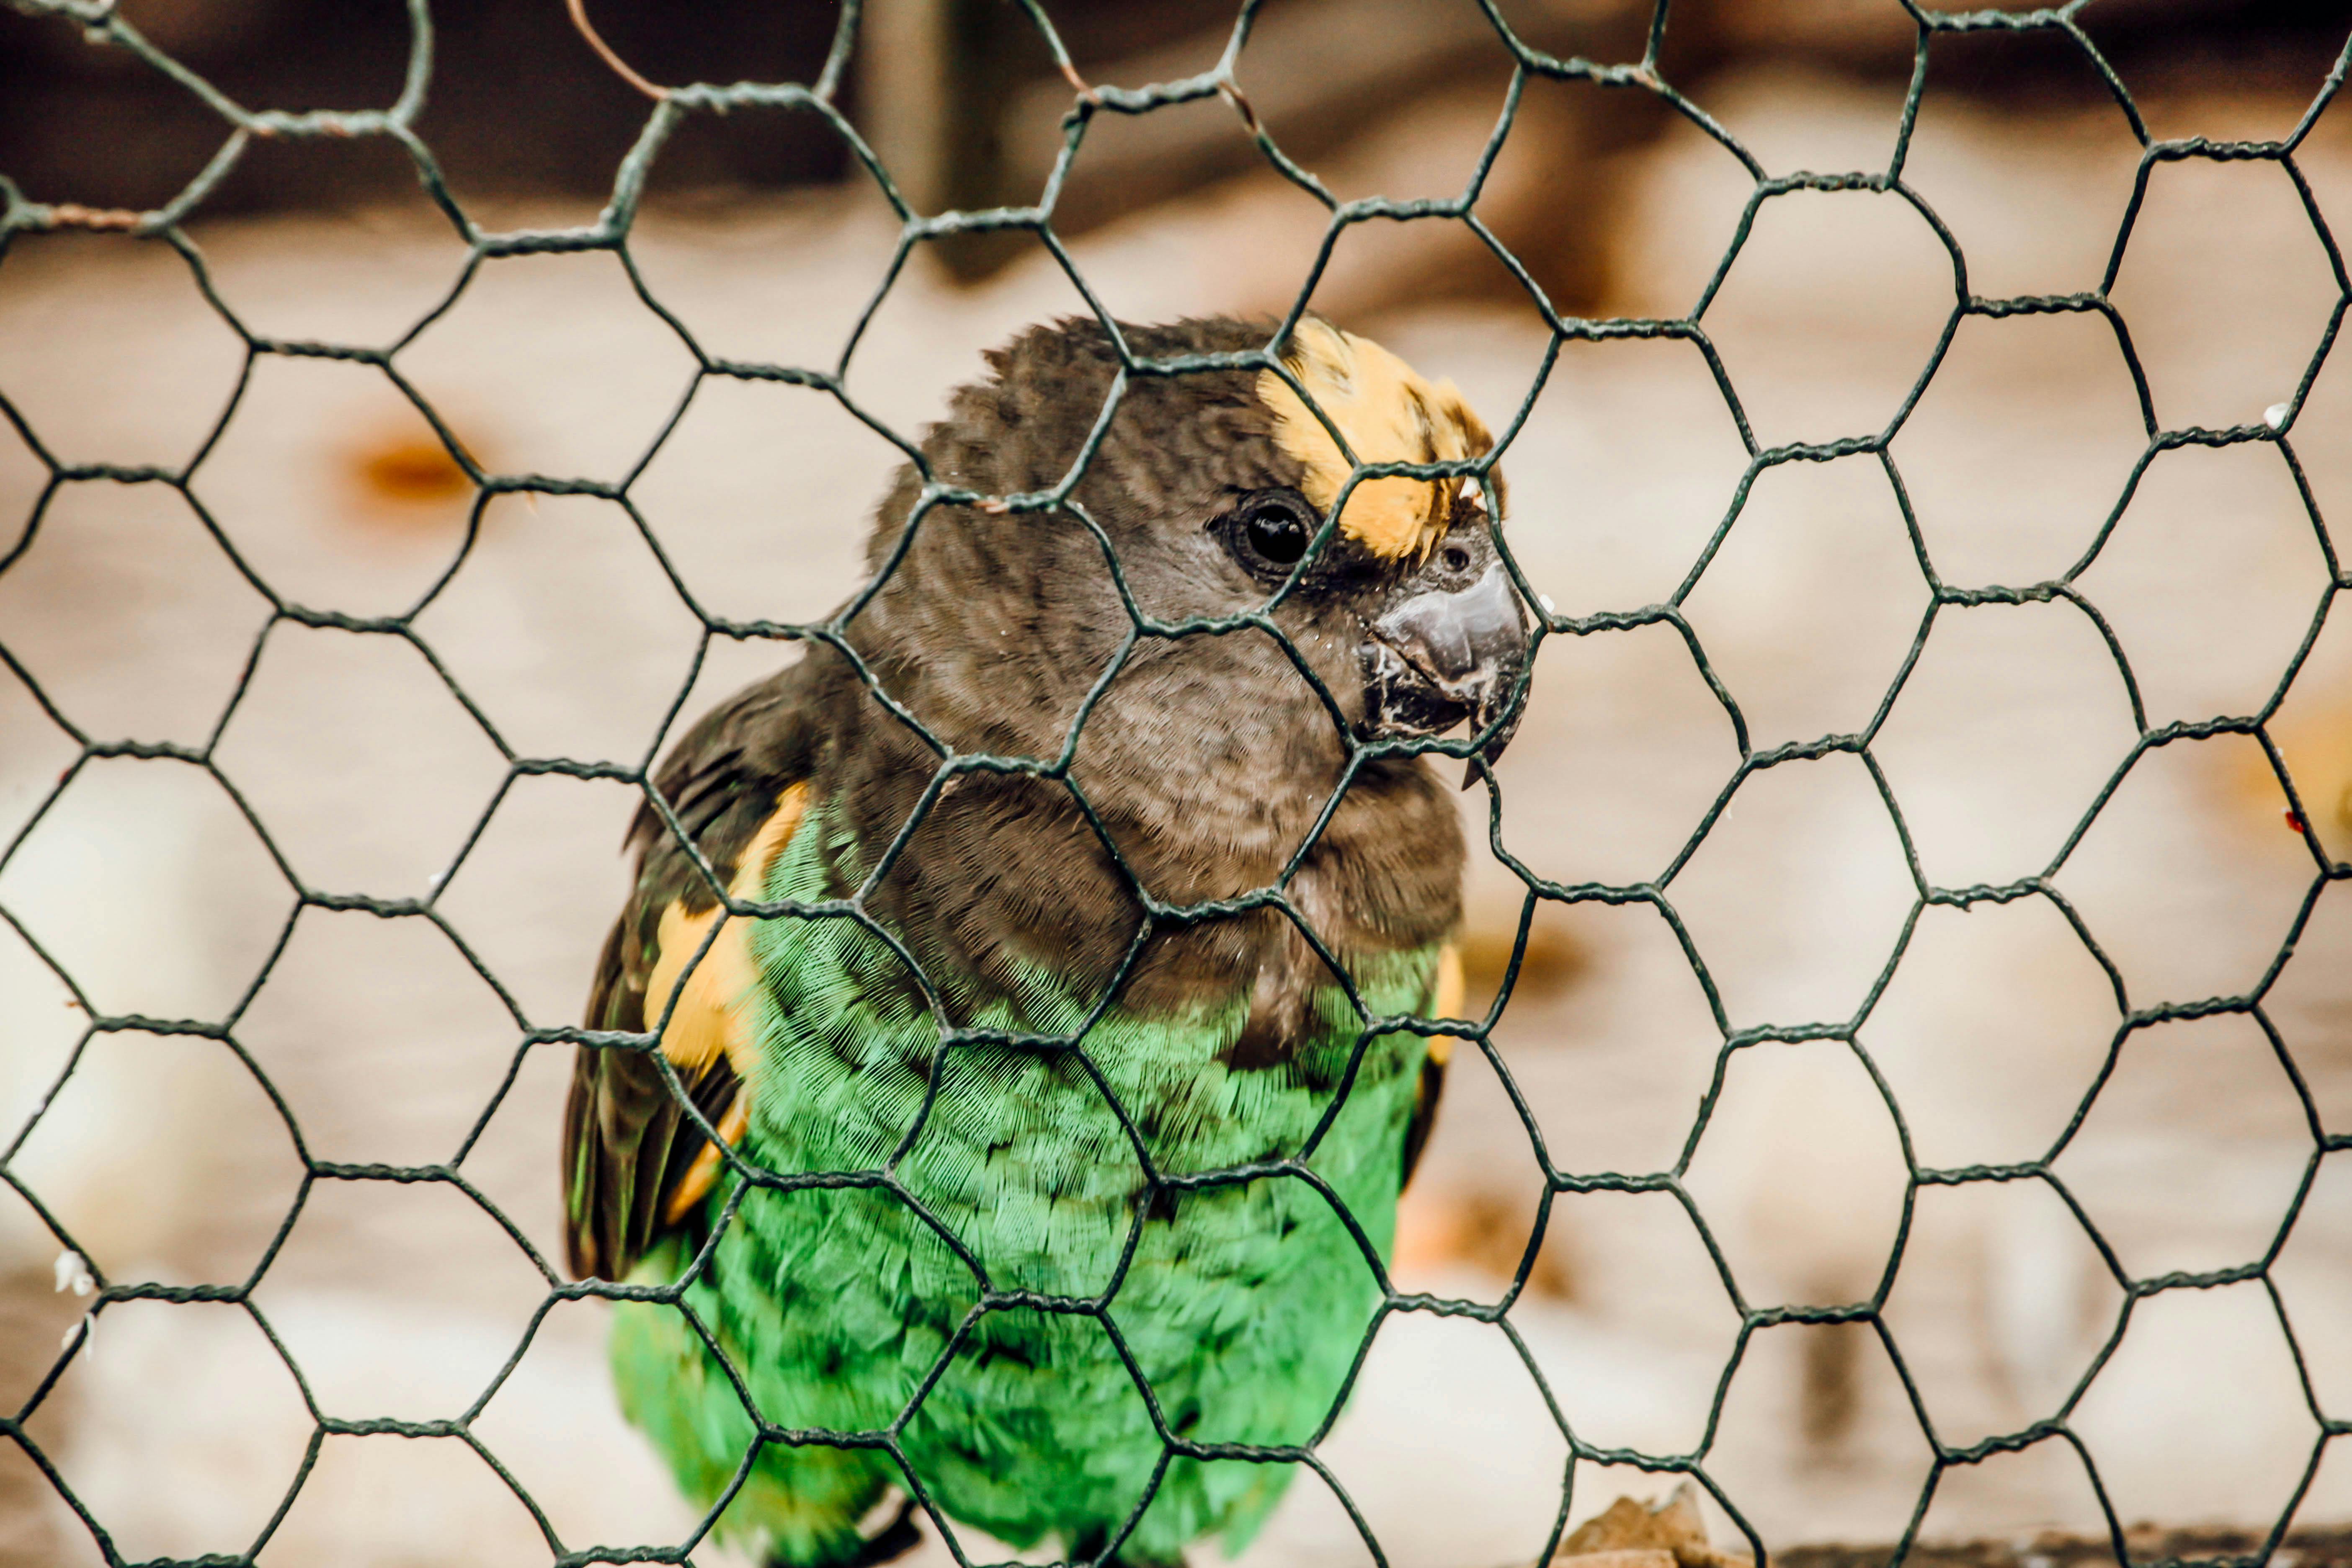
[[858, 0, 1032, 281]]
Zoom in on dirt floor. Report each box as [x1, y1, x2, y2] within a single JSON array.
[[1783, 1525, 2352, 1568]]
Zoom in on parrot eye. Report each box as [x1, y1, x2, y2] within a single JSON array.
[[1223, 490, 1315, 578]]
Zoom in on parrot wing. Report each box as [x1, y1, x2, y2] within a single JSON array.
[[564, 660, 822, 1282], [564, 654, 1465, 1271]]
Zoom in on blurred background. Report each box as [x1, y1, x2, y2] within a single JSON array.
[[4, 1, 2352, 1565]]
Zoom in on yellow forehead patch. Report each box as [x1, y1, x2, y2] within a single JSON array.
[[1256, 319, 1495, 560]]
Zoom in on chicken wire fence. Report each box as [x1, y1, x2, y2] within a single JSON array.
[[2, 1, 2350, 1565]]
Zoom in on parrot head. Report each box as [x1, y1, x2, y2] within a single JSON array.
[[846, 315, 1528, 793], [818, 311, 1529, 994]]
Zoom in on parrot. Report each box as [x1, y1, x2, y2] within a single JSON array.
[[562, 315, 1531, 1568]]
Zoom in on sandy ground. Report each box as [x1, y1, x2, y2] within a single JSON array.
[[2, 57, 2351, 1568]]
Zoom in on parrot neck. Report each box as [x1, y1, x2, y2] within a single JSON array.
[[792, 646, 1464, 1033]]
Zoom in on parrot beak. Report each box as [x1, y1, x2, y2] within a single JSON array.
[[1357, 551, 1532, 784]]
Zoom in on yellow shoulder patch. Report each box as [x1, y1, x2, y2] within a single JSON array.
[[647, 781, 808, 1226], [661, 1095, 750, 1226], [1256, 319, 1497, 562], [1428, 940, 1465, 1068], [641, 781, 810, 1081]]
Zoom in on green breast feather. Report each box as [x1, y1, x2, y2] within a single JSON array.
[[607, 800, 1440, 1567]]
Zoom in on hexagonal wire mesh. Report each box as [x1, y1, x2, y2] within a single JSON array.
[[3, 1, 2351, 1565]]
